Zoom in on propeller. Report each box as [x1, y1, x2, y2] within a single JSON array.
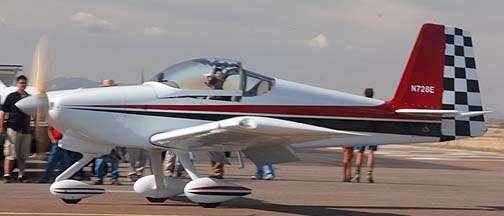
[[17, 36, 50, 154]]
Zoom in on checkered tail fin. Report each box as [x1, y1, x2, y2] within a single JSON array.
[[390, 23, 488, 141], [441, 26, 486, 141]]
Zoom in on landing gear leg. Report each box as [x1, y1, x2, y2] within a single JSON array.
[[145, 149, 169, 203], [55, 154, 97, 182], [173, 150, 200, 180]]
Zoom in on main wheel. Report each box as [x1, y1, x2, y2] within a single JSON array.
[[62, 199, 81, 204], [146, 197, 168, 203], [199, 202, 222, 208]]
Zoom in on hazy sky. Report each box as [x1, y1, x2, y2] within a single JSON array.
[[0, 0, 503, 114]]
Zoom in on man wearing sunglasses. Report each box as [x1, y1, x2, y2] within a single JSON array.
[[1, 75, 32, 183]]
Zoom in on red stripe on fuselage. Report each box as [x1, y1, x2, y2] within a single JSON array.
[[79, 103, 438, 121]]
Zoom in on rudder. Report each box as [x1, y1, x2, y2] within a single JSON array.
[[390, 23, 487, 141]]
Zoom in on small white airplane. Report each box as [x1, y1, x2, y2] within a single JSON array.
[[16, 23, 490, 207]]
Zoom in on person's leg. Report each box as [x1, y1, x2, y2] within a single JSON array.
[[128, 148, 139, 173], [367, 150, 375, 172], [137, 149, 147, 176], [3, 131, 15, 177], [61, 149, 71, 171], [264, 165, 275, 180], [126, 148, 139, 181], [345, 150, 353, 179], [3, 160, 12, 176], [256, 166, 264, 177], [342, 147, 348, 180], [352, 146, 365, 182], [366, 145, 377, 183], [210, 161, 224, 179], [342, 147, 353, 181], [16, 133, 31, 179], [39, 144, 60, 182], [174, 156, 184, 177], [94, 156, 105, 184], [163, 151, 175, 176], [3, 129, 17, 179], [265, 165, 274, 176], [110, 158, 119, 184]]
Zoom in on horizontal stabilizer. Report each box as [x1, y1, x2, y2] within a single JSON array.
[[396, 109, 492, 117]]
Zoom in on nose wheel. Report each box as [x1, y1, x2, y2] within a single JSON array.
[[199, 202, 222, 208], [62, 199, 81, 204], [146, 197, 169, 203]]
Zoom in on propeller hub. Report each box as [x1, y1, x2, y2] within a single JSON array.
[[15, 94, 48, 117]]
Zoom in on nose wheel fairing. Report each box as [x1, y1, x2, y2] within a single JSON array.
[[50, 153, 105, 204]]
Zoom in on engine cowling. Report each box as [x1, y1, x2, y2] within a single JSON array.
[[134, 175, 186, 199], [184, 177, 251, 207]]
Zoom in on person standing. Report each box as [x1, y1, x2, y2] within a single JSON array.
[[37, 125, 69, 183], [352, 88, 378, 183], [1, 75, 32, 183]]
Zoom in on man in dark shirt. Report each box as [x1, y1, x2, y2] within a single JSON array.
[[1, 75, 32, 183]]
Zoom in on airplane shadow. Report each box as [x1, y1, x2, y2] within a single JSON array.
[[477, 206, 504, 211], [157, 196, 494, 216]]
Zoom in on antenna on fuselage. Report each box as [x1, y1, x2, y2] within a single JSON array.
[[141, 67, 145, 84]]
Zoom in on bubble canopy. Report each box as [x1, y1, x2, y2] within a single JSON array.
[[150, 58, 275, 96]]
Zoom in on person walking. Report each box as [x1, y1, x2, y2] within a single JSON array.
[[37, 126, 69, 183]]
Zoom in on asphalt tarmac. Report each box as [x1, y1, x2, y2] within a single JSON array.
[[0, 145, 503, 216]]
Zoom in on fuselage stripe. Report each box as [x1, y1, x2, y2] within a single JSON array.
[[67, 107, 442, 137]]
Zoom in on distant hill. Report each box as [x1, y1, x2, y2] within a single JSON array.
[[46, 77, 101, 91]]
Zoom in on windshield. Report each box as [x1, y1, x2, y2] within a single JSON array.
[[150, 58, 275, 96], [150, 59, 241, 90]]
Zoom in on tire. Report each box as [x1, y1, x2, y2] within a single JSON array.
[[199, 202, 221, 208], [146, 197, 168, 203], [62, 199, 81, 204]]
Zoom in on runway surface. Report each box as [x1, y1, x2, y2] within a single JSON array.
[[0, 145, 503, 216]]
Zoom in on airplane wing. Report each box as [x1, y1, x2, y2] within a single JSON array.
[[150, 116, 368, 166]]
